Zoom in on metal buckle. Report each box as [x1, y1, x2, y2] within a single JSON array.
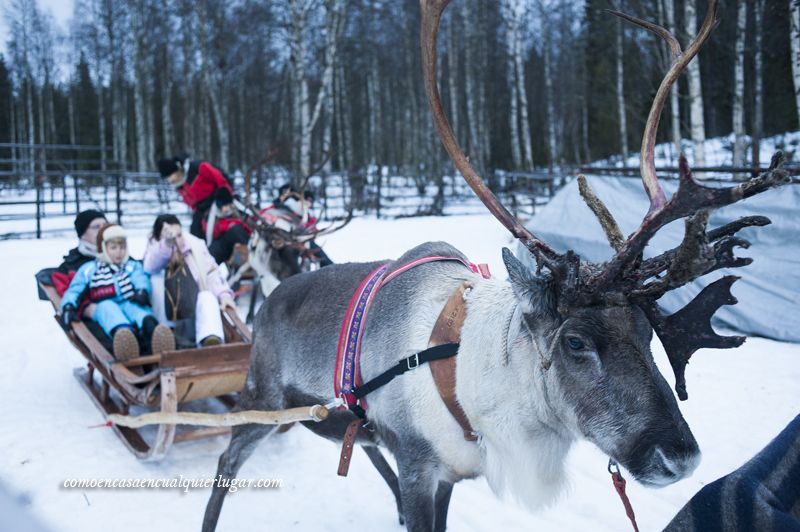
[[406, 353, 420, 370]]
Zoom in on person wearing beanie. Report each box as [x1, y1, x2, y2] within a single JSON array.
[[157, 154, 234, 240], [57, 210, 108, 274], [200, 186, 252, 264], [59, 224, 175, 365]]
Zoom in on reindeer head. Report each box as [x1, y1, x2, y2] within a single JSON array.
[[421, 0, 790, 486], [241, 195, 353, 295]]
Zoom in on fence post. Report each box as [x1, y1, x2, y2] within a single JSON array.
[[73, 173, 81, 213], [116, 172, 122, 224], [376, 172, 382, 219], [35, 174, 44, 239]]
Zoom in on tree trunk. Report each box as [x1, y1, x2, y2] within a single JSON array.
[[543, 23, 557, 170], [515, 29, 534, 169], [289, 0, 310, 176], [616, 17, 628, 162], [130, 3, 148, 172], [96, 76, 107, 171], [752, 0, 764, 169], [664, 0, 682, 160], [732, 0, 747, 169], [502, 2, 521, 169], [367, 54, 382, 165], [446, 10, 460, 146], [685, 0, 706, 167], [790, 0, 800, 131], [161, 0, 175, 159], [335, 63, 352, 170], [68, 80, 76, 146], [464, 0, 485, 177]]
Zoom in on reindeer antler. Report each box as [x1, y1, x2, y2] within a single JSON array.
[[420, 0, 560, 268], [244, 147, 280, 205], [579, 4, 790, 399]]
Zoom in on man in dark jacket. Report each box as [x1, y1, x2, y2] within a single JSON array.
[[58, 209, 108, 274], [158, 154, 233, 239]]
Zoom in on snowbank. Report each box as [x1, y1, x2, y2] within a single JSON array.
[[1, 214, 798, 532]]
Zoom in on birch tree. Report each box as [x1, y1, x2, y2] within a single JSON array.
[[685, 0, 706, 167], [199, 0, 230, 171], [288, 0, 343, 177], [752, 0, 764, 168], [501, 0, 522, 169], [130, 0, 152, 172], [6, 0, 39, 175], [664, 0, 682, 159], [616, 17, 628, 161], [514, 3, 533, 169], [791, 0, 800, 129], [541, 2, 557, 169], [732, 0, 747, 168]]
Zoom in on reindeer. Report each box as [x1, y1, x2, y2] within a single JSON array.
[[203, 1, 791, 530]]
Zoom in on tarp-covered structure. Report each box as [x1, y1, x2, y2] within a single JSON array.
[[516, 175, 800, 343]]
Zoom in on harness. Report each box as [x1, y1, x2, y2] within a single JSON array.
[[334, 256, 490, 475]]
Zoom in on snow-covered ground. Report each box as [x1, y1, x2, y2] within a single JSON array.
[[1, 214, 799, 532], [589, 131, 800, 170]]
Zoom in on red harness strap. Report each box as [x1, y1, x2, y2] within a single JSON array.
[[334, 255, 490, 476]]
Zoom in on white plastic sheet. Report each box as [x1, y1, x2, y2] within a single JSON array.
[[517, 175, 800, 342]]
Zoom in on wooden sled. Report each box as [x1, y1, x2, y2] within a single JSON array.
[[38, 275, 252, 461]]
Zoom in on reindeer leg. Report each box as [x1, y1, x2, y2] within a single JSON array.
[[246, 276, 260, 324], [361, 445, 405, 525], [202, 423, 277, 532], [433, 480, 454, 532], [395, 450, 438, 532]]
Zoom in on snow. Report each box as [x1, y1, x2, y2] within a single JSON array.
[[2, 214, 799, 532], [589, 131, 800, 171]]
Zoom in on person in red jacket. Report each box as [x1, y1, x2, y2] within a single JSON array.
[[158, 154, 233, 239], [201, 187, 252, 264]]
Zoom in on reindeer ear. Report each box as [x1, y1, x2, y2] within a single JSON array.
[[503, 247, 554, 315]]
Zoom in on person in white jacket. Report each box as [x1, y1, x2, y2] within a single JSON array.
[[143, 214, 237, 347]]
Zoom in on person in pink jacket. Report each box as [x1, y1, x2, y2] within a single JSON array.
[[143, 214, 237, 347]]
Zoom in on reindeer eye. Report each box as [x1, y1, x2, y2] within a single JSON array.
[[566, 336, 585, 350]]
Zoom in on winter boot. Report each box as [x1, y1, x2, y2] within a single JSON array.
[[112, 327, 141, 373], [141, 316, 176, 355], [200, 335, 222, 347]]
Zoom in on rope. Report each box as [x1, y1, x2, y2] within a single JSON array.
[[608, 459, 640, 532]]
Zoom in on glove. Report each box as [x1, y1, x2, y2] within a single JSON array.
[[219, 293, 236, 312], [61, 304, 78, 329], [130, 289, 150, 307]]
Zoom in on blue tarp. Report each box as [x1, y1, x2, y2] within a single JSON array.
[[516, 175, 800, 343]]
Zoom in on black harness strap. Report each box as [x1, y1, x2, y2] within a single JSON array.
[[349, 343, 460, 409]]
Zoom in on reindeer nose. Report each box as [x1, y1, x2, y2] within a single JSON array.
[[647, 443, 701, 486]]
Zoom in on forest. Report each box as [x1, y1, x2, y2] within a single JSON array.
[[1, 0, 798, 180]]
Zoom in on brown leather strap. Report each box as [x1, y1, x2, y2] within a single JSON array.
[[429, 282, 477, 442], [337, 418, 362, 476]]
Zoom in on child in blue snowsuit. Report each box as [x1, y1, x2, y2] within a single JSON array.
[[60, 224, 174, 362]]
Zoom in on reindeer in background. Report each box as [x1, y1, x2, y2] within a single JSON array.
[[203, 0, 791, 530]]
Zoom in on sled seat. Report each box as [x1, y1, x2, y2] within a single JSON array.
[[36, 269, 252, 460]]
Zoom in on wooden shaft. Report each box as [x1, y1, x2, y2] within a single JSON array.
[[107, 405, 329, 429]]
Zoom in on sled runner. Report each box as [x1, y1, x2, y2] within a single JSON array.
[[36, 269, 252, 460]]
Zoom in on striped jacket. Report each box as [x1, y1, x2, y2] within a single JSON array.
[[60, 258, 151, 311], [666, 413, 800, 531]]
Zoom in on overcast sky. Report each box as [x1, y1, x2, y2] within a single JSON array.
[[1, 0, 75, 58]]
